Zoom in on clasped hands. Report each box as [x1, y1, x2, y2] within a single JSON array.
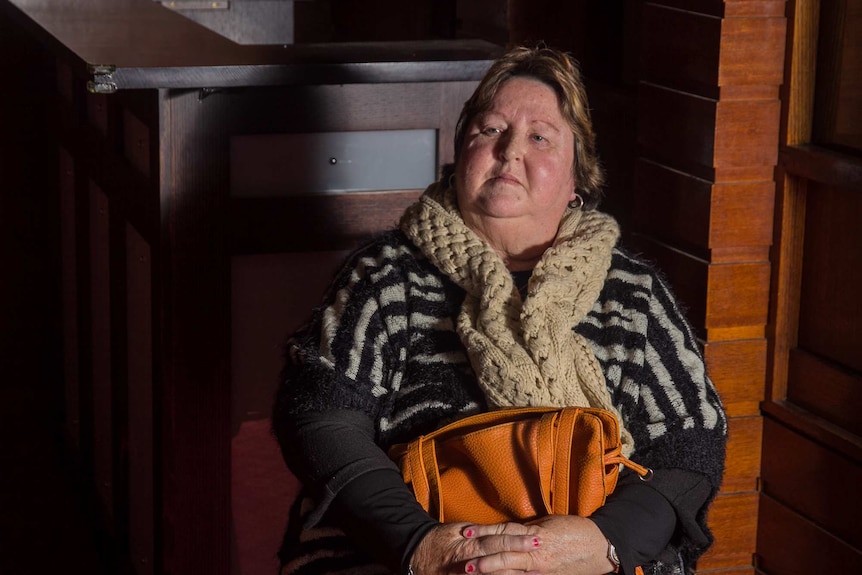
[[409, 514, 615, 575]]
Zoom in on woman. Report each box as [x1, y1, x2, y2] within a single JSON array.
[[273, 46, 727, 575]]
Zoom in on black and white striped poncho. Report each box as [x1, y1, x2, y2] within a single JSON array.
[[273, 229, 727, 575]]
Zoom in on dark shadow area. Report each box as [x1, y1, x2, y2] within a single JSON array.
[[0, 14, 113, 575]]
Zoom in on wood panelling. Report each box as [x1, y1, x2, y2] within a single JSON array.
[[721, 416, 762, 493], [647, 0, 786, 18], [718, 16, 786, 88], [714, 99, 781, 170], [707, 262, 771, 331], [126, 224, 154, 575], [627, 238, 770, 341], [637, 4, 785, 571], [638, 83, 719, 181], [633, 160, 774, 252], [633, 159, 712, 251], [787, 348, 862, 438], [797, 180, 862, 373], [640, 4, 722, 98], [642, 6, 783, 98], [89, 182, 114, 522], [782, 144, 862, 188], [757, 493, 862, 573], [761, 416, 862, 549], [60, 147, 81, 451], [230, 192, 422, 254], [699, 492, 759, 570], [763, 399, 862, 464], [638, 84, 780, 180], [709, 182, 775, 250], [705, 339, 767, 417]]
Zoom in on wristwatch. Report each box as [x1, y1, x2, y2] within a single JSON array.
[[606, 537, 621, 573]]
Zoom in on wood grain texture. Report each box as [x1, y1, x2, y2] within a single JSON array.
[[627, 237, 771, 339], [718, 16, 786, 88], [766, 171, 806, 401], [714, 99, 781, 169], [787, 348, 862, 438], [637, 83, 719, 181], [761, 415, 862, 550], [633, 159, 775, 253], [640, 5, 783, 97], [722, 416, 763, 493], [757, 493, 862, 572], [781, 144, 862, 189], [707, 262, 771, 330], [796, 180, 862, 372], [638, 85, 780, 180], [698, 492, 759, 571], [704, 339, 767, 417], [640, 4, 721, 98], [709, 182, 775, 250], [633, 159, 713, 252]]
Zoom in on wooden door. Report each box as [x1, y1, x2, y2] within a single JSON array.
[[759, 0, 862, 572]]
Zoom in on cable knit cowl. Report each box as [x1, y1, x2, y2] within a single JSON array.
[[400, 182, 634, 455]]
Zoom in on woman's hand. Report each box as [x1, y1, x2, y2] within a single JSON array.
[[410, 522, 541, 575], [461, 515, 614, 575]]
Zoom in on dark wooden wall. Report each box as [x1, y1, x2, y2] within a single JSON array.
[[760, 0, 862, 571], [630, 2, 786, 572]]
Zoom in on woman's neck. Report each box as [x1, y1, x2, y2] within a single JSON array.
[[469, 219, 557, 271]]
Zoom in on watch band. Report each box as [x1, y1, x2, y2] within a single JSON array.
[[606, 537, 621, 573]]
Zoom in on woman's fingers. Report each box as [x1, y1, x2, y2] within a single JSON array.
[[457, 523, 542, 574], [461, 522, 541, 559], [411, 522, 544, 574], [465, 550, 538, 574], [463, 522, 536, 538]]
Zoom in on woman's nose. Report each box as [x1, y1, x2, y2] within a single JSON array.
[[498, 132, 524, 162]]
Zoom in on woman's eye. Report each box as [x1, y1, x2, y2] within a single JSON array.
[[482, 127, 502, 135], [532, 134, 546, 142]]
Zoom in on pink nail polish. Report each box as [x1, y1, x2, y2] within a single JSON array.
[[466, 563, 475, 573], [464, 528, 474, 538], [532, 537, 540, 547]]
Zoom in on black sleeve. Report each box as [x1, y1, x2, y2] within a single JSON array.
[[589, 468, 714, 574], [334, 469, 439, 573], [276, 408, 438, 571]]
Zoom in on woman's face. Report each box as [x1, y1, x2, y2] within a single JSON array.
[[456, 77, 576, 238]]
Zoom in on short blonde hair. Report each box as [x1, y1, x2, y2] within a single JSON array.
[[451, 46, 605, 209]]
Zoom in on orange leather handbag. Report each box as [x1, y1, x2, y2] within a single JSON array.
[[389, 406, 652, 524]]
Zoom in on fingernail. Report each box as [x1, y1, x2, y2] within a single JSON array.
[[466, 563, 476, 574], [532, 537, 541, 548], [464, 528, 474, 538]]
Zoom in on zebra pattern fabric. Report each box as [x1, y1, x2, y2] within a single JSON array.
[[274, 229, 727, 575]]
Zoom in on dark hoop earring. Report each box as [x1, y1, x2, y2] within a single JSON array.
[[568, 193, 584, 210], [448, 174, 457, 190]]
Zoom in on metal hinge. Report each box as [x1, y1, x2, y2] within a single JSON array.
[[87, 64, 117, 94]]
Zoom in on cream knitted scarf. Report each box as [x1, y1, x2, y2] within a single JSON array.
[[401, 182, 634, 455]]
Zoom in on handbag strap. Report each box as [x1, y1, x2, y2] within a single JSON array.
[[551, 407, 579, 515], [407, 435, 446, 520], [605, 453, 652, 479], [537, 411, 558, 515], [407, 436, 431, 512]]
